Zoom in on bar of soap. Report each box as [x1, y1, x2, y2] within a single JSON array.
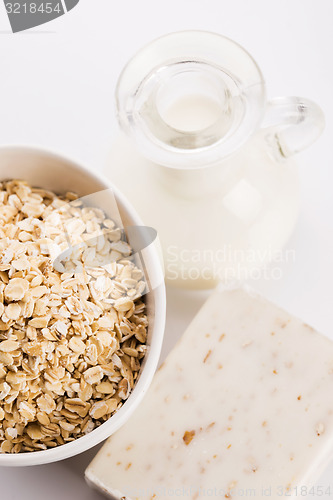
[[86, 288, 333, 500]]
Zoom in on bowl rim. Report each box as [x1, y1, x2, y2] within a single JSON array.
[[0, 145, 166, 466]]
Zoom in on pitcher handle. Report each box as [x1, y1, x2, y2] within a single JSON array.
[[262, 96, 325, 158]]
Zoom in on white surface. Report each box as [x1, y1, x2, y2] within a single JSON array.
[[0, 0, 332, 497]]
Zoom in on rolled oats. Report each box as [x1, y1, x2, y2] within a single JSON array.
[[96, 381, 114, 394], [5, 303, 21, 320], [59, 421, 76, 432], [114, 297, 134, 313], [68, 336, 86, 354], [118, 378, 131, 400], [83, 366, 104, 385], [36, 412, 50, 426], [0, 180, 148, 453], [0, 340, 20, 352], [64, 398, 90, 418], [4, 278, 29, 301], [89, 401, 109, 419]]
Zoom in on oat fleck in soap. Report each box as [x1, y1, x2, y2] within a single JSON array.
[[86, 289, 333, 499]]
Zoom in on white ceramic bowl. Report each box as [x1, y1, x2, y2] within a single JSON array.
[[0, 146, 166, 466]]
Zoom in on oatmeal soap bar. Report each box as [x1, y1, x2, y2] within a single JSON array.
[[86, 289, 333, 499]]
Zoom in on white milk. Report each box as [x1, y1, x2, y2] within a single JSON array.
[[110, 31, 323, 288], [161, 94, 222, 132]]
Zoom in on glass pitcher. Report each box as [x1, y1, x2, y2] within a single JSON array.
[[106, 31, 325, 289]]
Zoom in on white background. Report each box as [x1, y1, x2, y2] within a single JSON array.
[[0, 0, 332, 498]]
